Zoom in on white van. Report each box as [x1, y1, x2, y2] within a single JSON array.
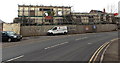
[[47, 26, 68, 35]]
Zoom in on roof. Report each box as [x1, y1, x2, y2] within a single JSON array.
[[90, 10, 103, 13], [0, 19, 4, 23], [18, 5, 71, 8]]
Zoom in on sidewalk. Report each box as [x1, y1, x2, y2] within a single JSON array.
[[102, 39, 119, 63]]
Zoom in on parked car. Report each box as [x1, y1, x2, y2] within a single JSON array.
[[47, 26, 68, 35], [2, 31, 22, 42]]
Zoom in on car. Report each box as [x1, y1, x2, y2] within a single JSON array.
[[2, 31, 22, 42]]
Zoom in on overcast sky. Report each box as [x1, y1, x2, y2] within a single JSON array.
[[0, 0, 119, 23]]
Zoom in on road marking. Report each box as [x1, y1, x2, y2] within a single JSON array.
[[44, 42, 69, 50], [75, 37, 88, 41], [88, 42, 109, 63], [88, 43, 92, 44], [44, 48, 48, 49], [100, 42, 111, 63], [7, 55, 24, 62], [84, 37, 87, 38], [110, 38, 118, 42], [88, 38, 118, 63], [75, 38, 81, 40], [93, 42, 109, 61], [100, 38, 118, 63]]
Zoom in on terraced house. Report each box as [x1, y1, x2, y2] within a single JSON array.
[[14, 5, 71, 25]]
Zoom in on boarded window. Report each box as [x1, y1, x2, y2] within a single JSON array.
[[30, 10, 35, 16]]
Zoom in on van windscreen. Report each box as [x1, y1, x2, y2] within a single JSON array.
[[52, 27, 57, 30]]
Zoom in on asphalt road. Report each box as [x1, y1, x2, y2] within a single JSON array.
[[2, 31, 118, 62]]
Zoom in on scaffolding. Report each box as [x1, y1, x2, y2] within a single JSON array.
[[16, 4, 71, 26], [14, 4, 116, 26]]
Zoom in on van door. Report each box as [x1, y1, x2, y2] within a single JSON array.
[[52, 27, 59, 34]]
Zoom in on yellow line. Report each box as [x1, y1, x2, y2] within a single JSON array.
[[93, 42, 109, 62], [100, 42, 111, 63], [88, 38, 118, 63], [100, 38, 118, 63], [88, 42, 108, 63]]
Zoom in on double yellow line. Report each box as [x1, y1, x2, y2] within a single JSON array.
[[88, 38, 118, 63]]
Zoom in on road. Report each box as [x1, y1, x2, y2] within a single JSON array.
[[2, 31, 118, 62]]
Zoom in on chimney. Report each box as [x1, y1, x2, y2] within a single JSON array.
[[103, 8, 106, 13]]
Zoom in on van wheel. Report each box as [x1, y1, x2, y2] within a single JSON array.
[[8, 38, 12, 42], [64, 32, 67, 35], [18, 39, 21, 41], [49, 33, 54, 36]]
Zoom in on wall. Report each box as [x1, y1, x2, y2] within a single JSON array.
[[2, 23, 117, 36], [96, 24, 117, 32], [20, 25, 55, 36], [20, 24, 117, 36], [3, 23, 20, 34], [21, 25, 77, 36]]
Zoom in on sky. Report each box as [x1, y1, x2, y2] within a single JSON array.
[[0, 0, 119, 23]]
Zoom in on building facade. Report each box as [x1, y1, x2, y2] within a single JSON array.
[[67, 12, 115, 24], [14, 5, 71, 25]]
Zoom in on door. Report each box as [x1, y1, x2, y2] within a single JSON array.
[[52, 27, 59, 34], [2, 33, 9, 41]]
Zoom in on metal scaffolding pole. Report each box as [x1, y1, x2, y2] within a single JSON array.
[[28, 5, 30, 25], [42, 6, 44, 25], [22, 4, 25, 25]]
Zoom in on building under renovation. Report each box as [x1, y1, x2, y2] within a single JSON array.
[[14, 5, 71, 25], [14, 5, 116, 25], [65, 10, 115, 25]]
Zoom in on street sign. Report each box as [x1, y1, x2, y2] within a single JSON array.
[[93, 25, 96, 29], [45, 16, 53, 20], [114, 13, 119, 16], [85, 26, 89, 30]]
